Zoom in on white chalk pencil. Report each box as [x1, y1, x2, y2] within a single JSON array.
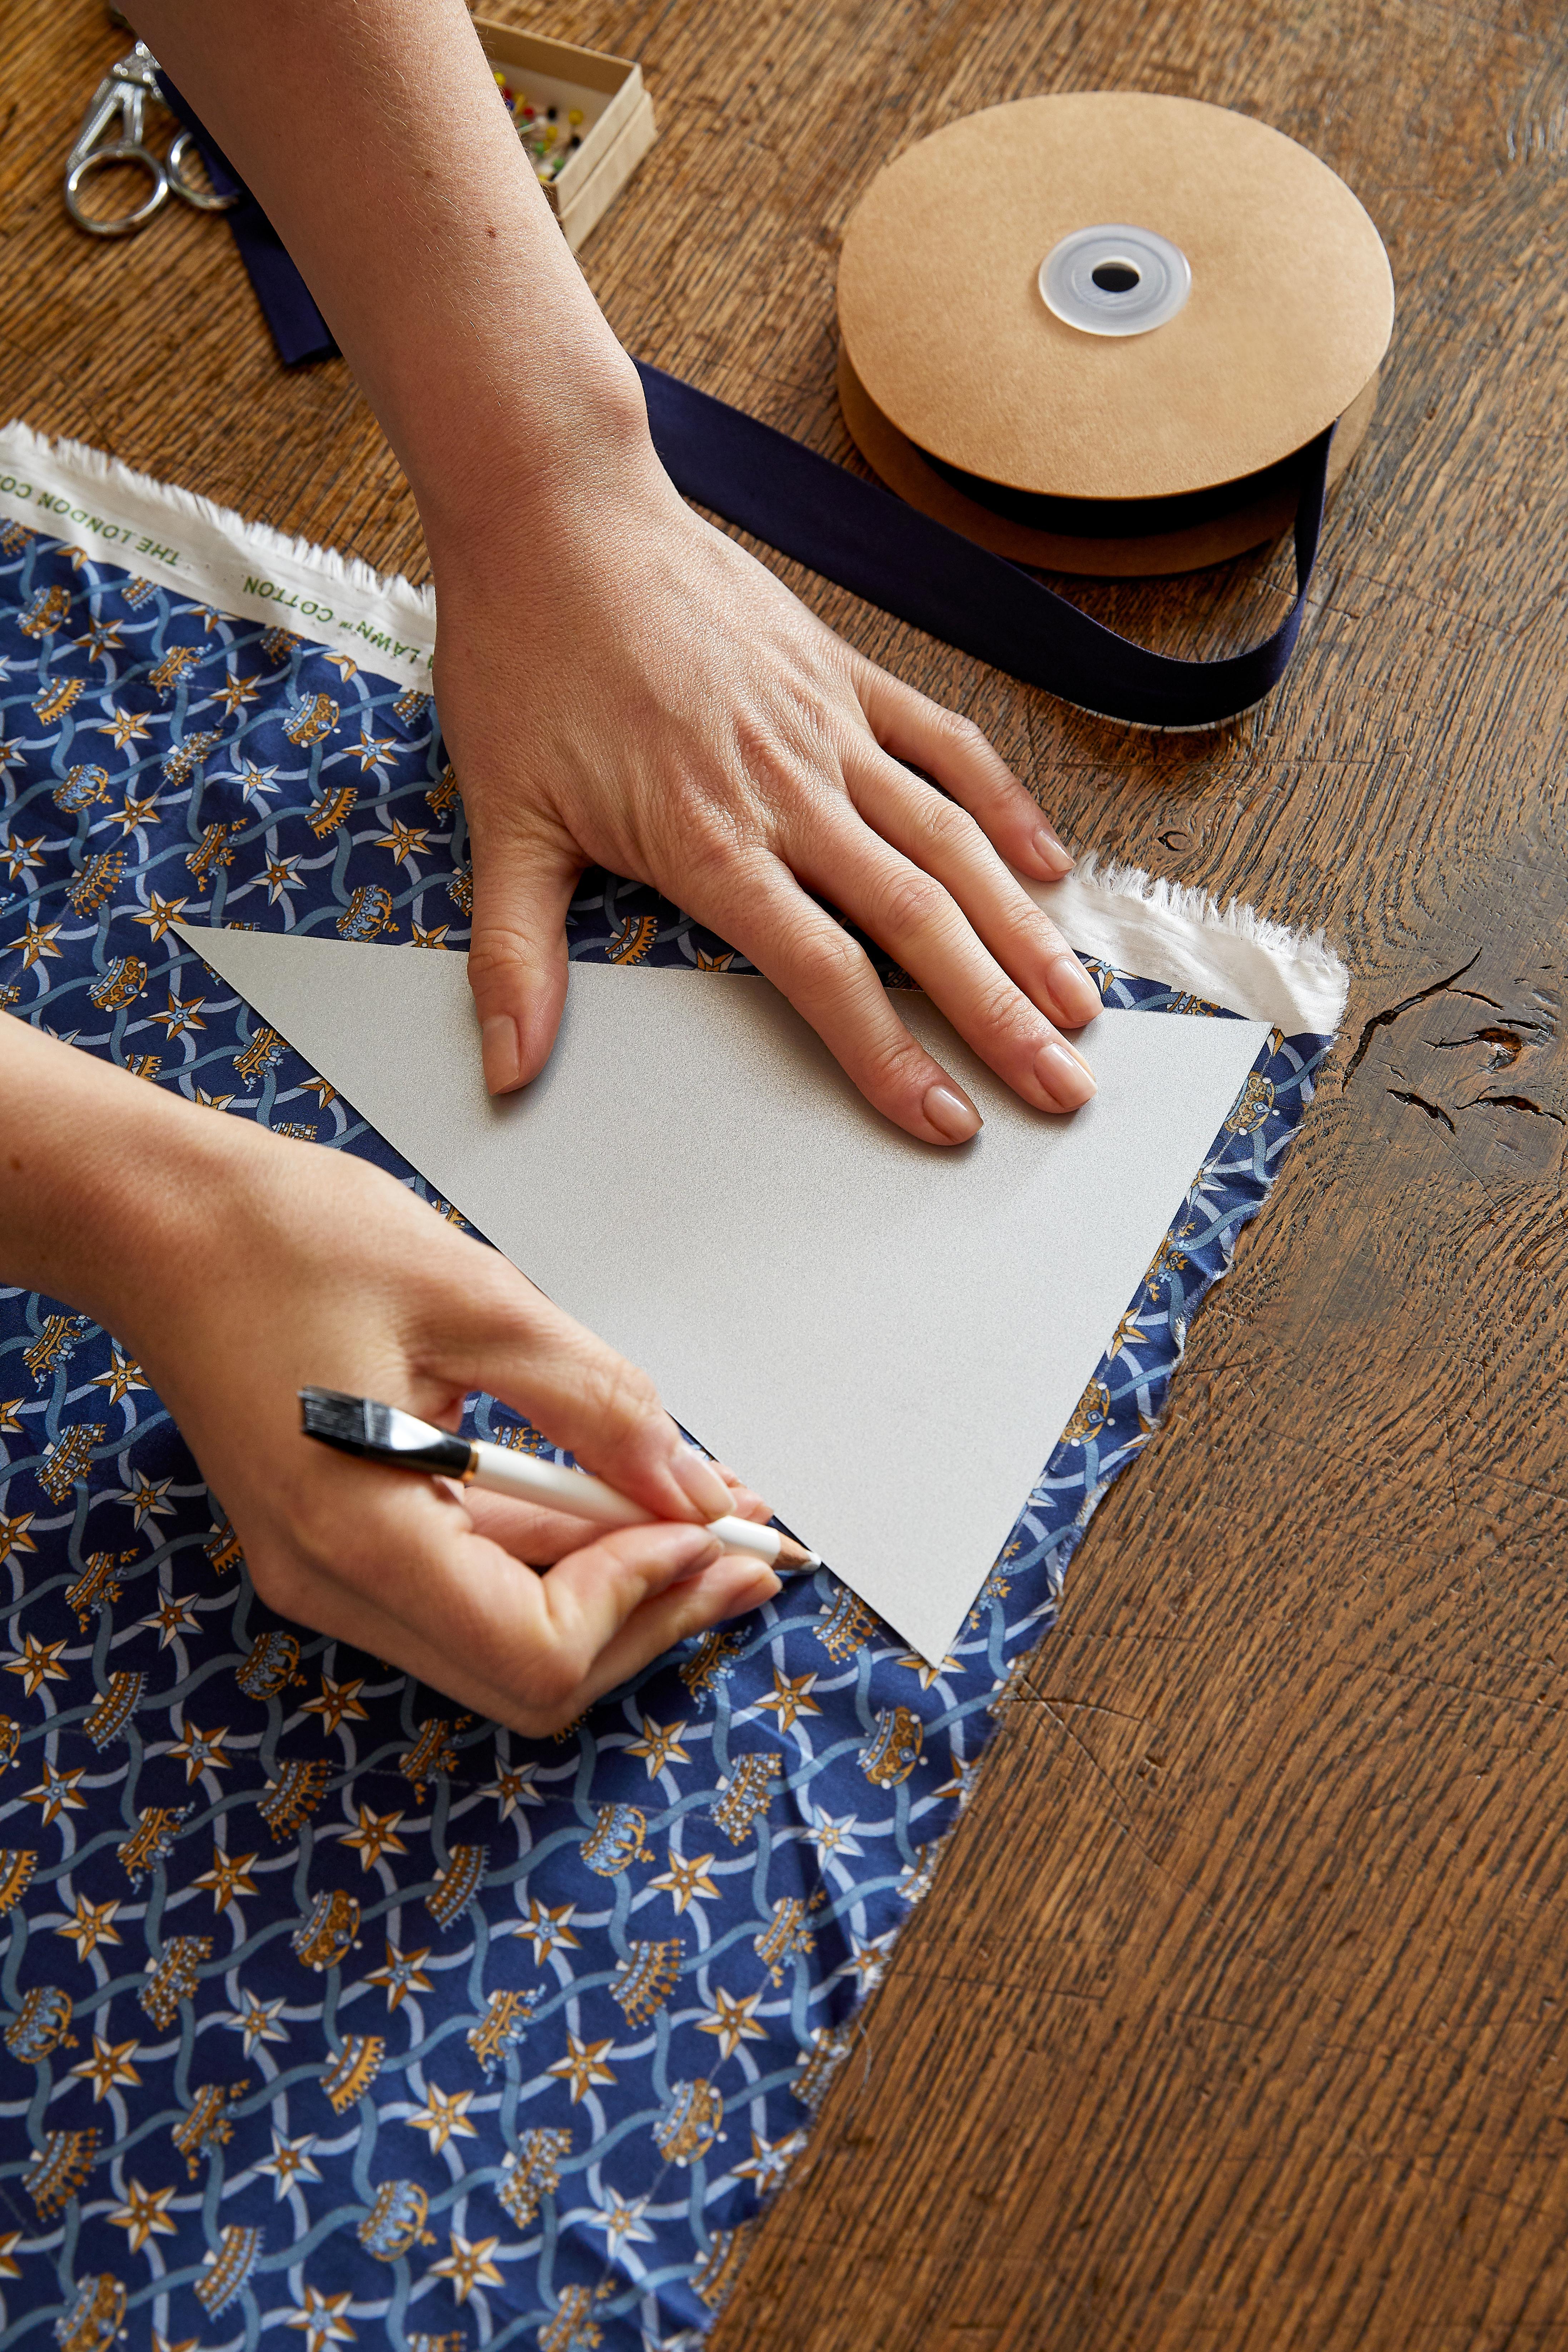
[[298, 1386, 821, 1571]]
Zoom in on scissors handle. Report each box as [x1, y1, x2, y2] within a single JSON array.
[[165, 127, 240, 213], [63, 42, 237, 237], [65, 139, 168, 238]]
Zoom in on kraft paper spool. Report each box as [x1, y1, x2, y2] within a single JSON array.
[[836, 94, 1395, 578]]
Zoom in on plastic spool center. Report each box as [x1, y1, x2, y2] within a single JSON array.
[[1040, 223, 1191, 336]]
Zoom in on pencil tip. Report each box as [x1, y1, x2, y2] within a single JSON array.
[[775, 1535, 821, 1571]]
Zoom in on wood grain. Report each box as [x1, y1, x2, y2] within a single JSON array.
[[5, 2, 1567, 2344]]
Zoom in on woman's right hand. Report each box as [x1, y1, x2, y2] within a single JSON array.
[[1, 1016, 780, 1733]]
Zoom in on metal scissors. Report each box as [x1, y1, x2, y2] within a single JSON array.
[[64, 40, 238, 238]]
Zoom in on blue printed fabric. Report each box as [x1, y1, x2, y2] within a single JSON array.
[[0, 518, 1329, 2352]]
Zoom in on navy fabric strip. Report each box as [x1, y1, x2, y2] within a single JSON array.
[[152, 86, 1328, 726], [635, 361, 1331, 730], [155, 75, 339, 367]]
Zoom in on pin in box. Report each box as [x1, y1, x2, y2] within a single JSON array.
[[473, 18, 657, 252]]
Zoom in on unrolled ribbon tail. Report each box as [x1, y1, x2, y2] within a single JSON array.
[[636, 359, 1333, 732]]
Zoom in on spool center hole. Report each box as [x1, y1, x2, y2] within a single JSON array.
[[1091, 261, 1140, 294]]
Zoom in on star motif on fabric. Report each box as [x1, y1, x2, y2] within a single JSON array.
[[94, 704, 153, 748], [647, 1847, 720, 1914], [168, 1719, 232, 1781], [428, 2229, 505, 2303], [69, 2031, 142, 2098], [140, 1590, 200, 1647], [932, 1758, 981, 1806], [117, 1469, 175, 1525], [106, 789, 161, 834], [108, 2176, 179, 2251], [193, 1844, 260, 1912], [586, 2190, 654, 2256], [0, 1510, 38, 1564], [74, 618, 124, 661], [256, 2128, 322, 2198], [0, 1401, 23, 1433], [848, 1933, 897, 1991], [23, 1763, 87, 1824], [625, 1716, 691, 1778], [301, 1075, 337, 1104], [756, 1667, 822, 1733], [804, 1809, 864, 1862], [193, 1086, 235, 1109], [264, 853, 304, 901], [302, 1672, 368, 1736], [56, 1894, 123, 1959], [8, 917, 62, 969], [545, 2032, 617, 2103], [367, 1939, 433, 2010], [0, 730, 26, 769], [696, 1985, 769, 2059], [482, 1761, 542, 1820], [88, 1343, 147, 1404], [284, 2284, 358, 2348], [734, 2127, 809, 2188], [411, 922, 449, 949], [1, 832, 46, 879], [148, 989, 206, 1038], [227, 1994, 289, 2054], [5, 1633, 68, 1694], [325, 652, 358, 679], [374, 814, 429, 864], [238, 761, 280, 804], [355, 730, 400, 773], [339, 1804, 407, 1869], [511, 1898, 580, 1960], [152, 2333, 200, 2352], [897, 1651, 961, 1688], [0, 2229, 22, 2278], [405, 2080, 477, 2152], [130, 890, 188, 941], [213, 671, 259, 714]]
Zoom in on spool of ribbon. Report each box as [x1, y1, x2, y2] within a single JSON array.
[[153, 84, 1392, 730]]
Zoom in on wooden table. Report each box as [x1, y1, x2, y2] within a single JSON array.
[[8, 3, 1565, 2345]]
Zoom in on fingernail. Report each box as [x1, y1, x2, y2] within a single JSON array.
[[680, 1535, 724, 1574], [1047, 952, 1102, 1029], [1036, 1039, 1096, 1108], [481, 1013, 522, 1093], [923, 1082, 982, 1143], [1033, 825, 1074, 877], [674, 1443, 738, 1522]]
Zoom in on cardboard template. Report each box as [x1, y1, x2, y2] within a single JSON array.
[[175, 927, 1267, 1664], [837, 93, 1395, 504]]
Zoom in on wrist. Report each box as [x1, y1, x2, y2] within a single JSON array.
[[0, 1017, 249, 1346], [412, 345, 671, 582]]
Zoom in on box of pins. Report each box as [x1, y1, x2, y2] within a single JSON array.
[[473, 17, 658, 252]]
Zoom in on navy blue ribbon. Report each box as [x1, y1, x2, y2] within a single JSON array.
[[635, 361, 1330, 730], [153, 84, 1330, 728]]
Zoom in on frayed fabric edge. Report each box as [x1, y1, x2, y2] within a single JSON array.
[[1032, 852, 1349, 1038], [0, 417, 436, 692]]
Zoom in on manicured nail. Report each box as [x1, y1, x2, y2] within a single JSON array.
[[1033, 825, 1074, 877], [481, 1013, 522, 1093], [674, 1443, 738, 1522], [1036, 1039, 1096, 1108], [923, 1081, 982, 1142], [1047, 952, 1102, 1029]]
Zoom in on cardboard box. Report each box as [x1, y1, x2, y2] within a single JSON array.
[[472, 18, 657, 252]]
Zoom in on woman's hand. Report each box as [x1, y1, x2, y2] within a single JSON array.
[[435, 449, 1101, 1146], [126, 0, 1100, 1146], [1, 1019, 779, 1733]]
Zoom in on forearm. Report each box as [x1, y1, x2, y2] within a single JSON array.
[[0, 1013, 241, 1339], [127, 0, 656, 546]]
